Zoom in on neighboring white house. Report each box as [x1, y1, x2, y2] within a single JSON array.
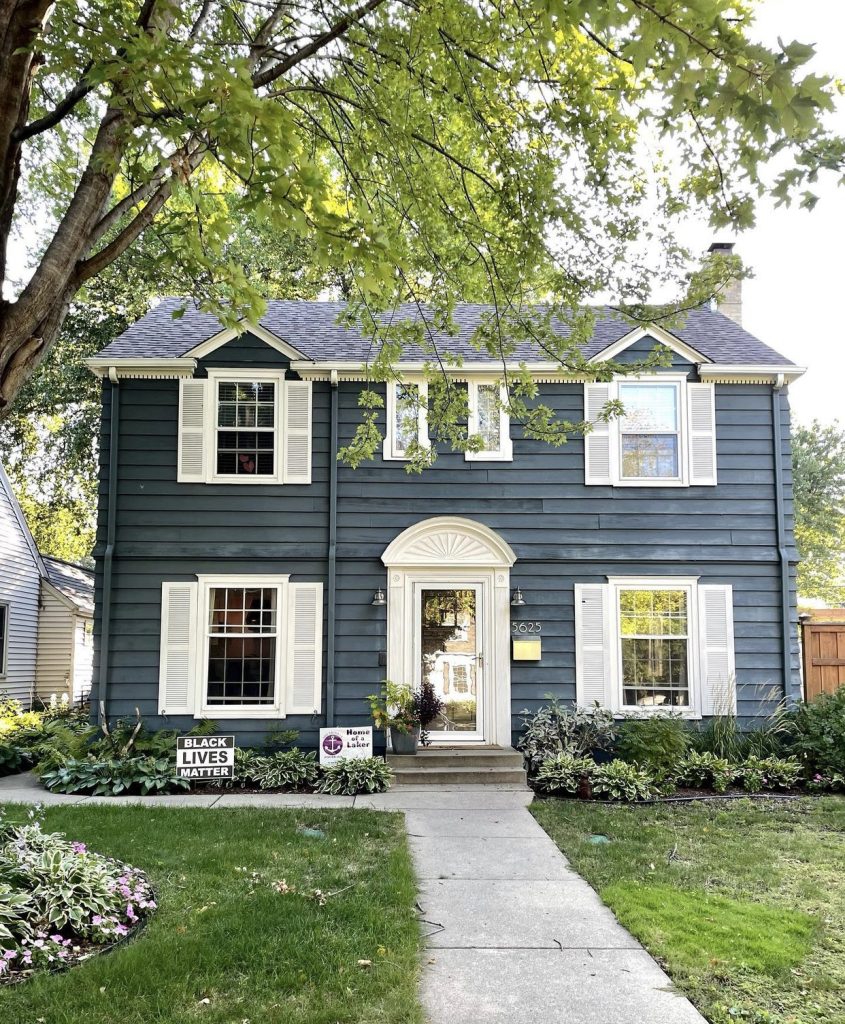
[[0, 463, 94, 705]]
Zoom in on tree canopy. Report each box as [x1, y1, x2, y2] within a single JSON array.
[[0, 0, 842, 466], [793, 421, 845, 604]]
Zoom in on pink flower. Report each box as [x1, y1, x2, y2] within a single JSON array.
[[71, 842, 87, 854], [126, 904, 136, 920], [92, 915, 102, 925]]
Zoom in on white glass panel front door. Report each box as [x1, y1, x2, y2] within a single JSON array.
[[414, 583, 484, 742]]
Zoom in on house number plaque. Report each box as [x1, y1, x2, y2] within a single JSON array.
[[511, 621, 541, 633]]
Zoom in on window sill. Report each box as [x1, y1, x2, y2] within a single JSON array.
[[614, 709, 702, 721], [195, 708, 286, 720]]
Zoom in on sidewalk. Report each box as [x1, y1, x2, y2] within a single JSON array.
[[0, 774, 705, 1023]]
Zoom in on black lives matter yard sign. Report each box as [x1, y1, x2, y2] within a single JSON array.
[[176, 736, 235, 781]]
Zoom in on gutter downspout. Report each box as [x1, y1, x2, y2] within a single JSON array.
[[326, 369, 339, 726], [97, 369, 120, 725], [772, 374, 794, 702]]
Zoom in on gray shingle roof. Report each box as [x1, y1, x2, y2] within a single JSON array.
[[94, 298, 794, 366], [43, 557, 94, 614]]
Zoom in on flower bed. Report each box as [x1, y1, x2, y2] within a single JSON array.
[[0, 810, 155, 984]]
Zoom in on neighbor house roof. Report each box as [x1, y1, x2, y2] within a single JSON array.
[[43, 557, 94, 616], [92, 298, 795, 368]]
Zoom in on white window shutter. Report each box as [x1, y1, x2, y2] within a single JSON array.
[[286, 582, 323, 715], [698, 585, 736, 715], [283, 381, 312, 484], [574, 584, 612, 708], [178, 379, 207, 482], [584, 383, 612, 485], [158, 582, 198, 715], [688, 383, 717, 485]]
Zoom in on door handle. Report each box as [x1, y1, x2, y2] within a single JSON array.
[[476, 653, 484, 668]]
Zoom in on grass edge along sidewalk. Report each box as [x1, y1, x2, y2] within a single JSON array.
[[532, 795, 845, 1024], [0, 803, 424, 1024]]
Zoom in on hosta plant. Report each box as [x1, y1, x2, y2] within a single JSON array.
[[0, 810, 156, 983], [40, 756, 189, 796], [740, 755, 802, 793], [590, 760, 656, 802], [248, 749, 319, 790], [674, 750, 736, 793], [316, 758, 392, 796], [534, 754, 594, 795]]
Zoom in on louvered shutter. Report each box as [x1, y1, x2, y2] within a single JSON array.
[[687, 383, 717, 485], [158, 582, 198, 715], [698, 585, 736, 715], [286, 582, 323, 715], [283, 381, 312, 484], [574, 584, 612, 708], [178, 379, 207, 482], [584, 384, 613, 485]]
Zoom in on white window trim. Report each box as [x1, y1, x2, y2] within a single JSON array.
[[383, 378, 430, 461], [614, 375, 688, 487], [466, 380, 513, 462], [0, 602, 8, 679], [194, 574, 291, 719], [205, 369, 285, 485], [606, 575, 702, 719]]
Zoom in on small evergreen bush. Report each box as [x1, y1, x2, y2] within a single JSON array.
[[591, 759, 656, 801], [534, 754, 594, 795], [615, 714, 690, 771], [316, 758, 392, 795]]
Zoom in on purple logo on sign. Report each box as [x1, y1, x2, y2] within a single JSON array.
[[322, 733, 344, 756]]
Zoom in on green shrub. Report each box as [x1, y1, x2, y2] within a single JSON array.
[[315, 758, 392, 795], [615, 714, 690, 771], [534, 754, 594, 795], [40, 756, 189, 796], [782, 686, 845, 776], [517, 697, 616, 772], [591, 759, 656, 801], [249, 749, 319, 790], [674, 750, 736, 793], [0, 744, 28, 777], [739, 755, 802, 792]]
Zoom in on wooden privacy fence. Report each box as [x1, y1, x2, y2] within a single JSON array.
[[801, 612, 845, 701]]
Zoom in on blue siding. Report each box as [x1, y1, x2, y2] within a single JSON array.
[[93, 331, 800, 745]]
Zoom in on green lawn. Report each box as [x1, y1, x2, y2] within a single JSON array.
[[532, 796, 845, 1024], [0, 804, 423, 1024]]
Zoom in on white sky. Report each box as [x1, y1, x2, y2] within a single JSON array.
[[687, 0, 845, 428], [4, 1, 843, 428]]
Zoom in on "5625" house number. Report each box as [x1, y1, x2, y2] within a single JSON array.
[[511, 621, 541, 633]]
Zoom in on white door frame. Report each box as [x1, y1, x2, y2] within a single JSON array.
[[382, 517, 515, 747]]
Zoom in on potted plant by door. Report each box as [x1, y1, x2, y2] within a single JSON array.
[[367, 680, 421, 754], [412, 678, 445, 747]]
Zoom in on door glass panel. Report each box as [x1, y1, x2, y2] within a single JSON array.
[[420, 588, 478, 733]]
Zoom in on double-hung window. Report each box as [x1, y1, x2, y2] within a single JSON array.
[[584, 375, 716, 486], [205, 584, 281, 708], [467, 381, 512, 461], [384, 380, 429, 460], [177, 370, 312, 484], [618, 381, 681, 482], [0, 603, 7, 678], [618, 586, 690, 709]]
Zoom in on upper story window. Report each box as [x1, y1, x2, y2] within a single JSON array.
[[384, 380, 429, 461], [584, 376, 716, 487], [215, 380, 277, 478], [177, 371, 312, 485], [467, 381, 513, 462], [618, 381, 681, 481]]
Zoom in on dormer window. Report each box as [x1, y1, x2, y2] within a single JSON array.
[[618, 381, 681, 481], [384, 380, 429, 461]]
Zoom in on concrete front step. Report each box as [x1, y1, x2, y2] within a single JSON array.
[[387, 746, 529, 787], [388, 747, 524, 770], [389, 766, 529, 788]]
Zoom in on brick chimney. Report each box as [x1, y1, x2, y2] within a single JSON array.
[[708, 241, 742, 326]]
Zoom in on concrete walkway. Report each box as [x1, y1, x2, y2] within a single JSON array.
[[0, 775, 705, 1023]]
